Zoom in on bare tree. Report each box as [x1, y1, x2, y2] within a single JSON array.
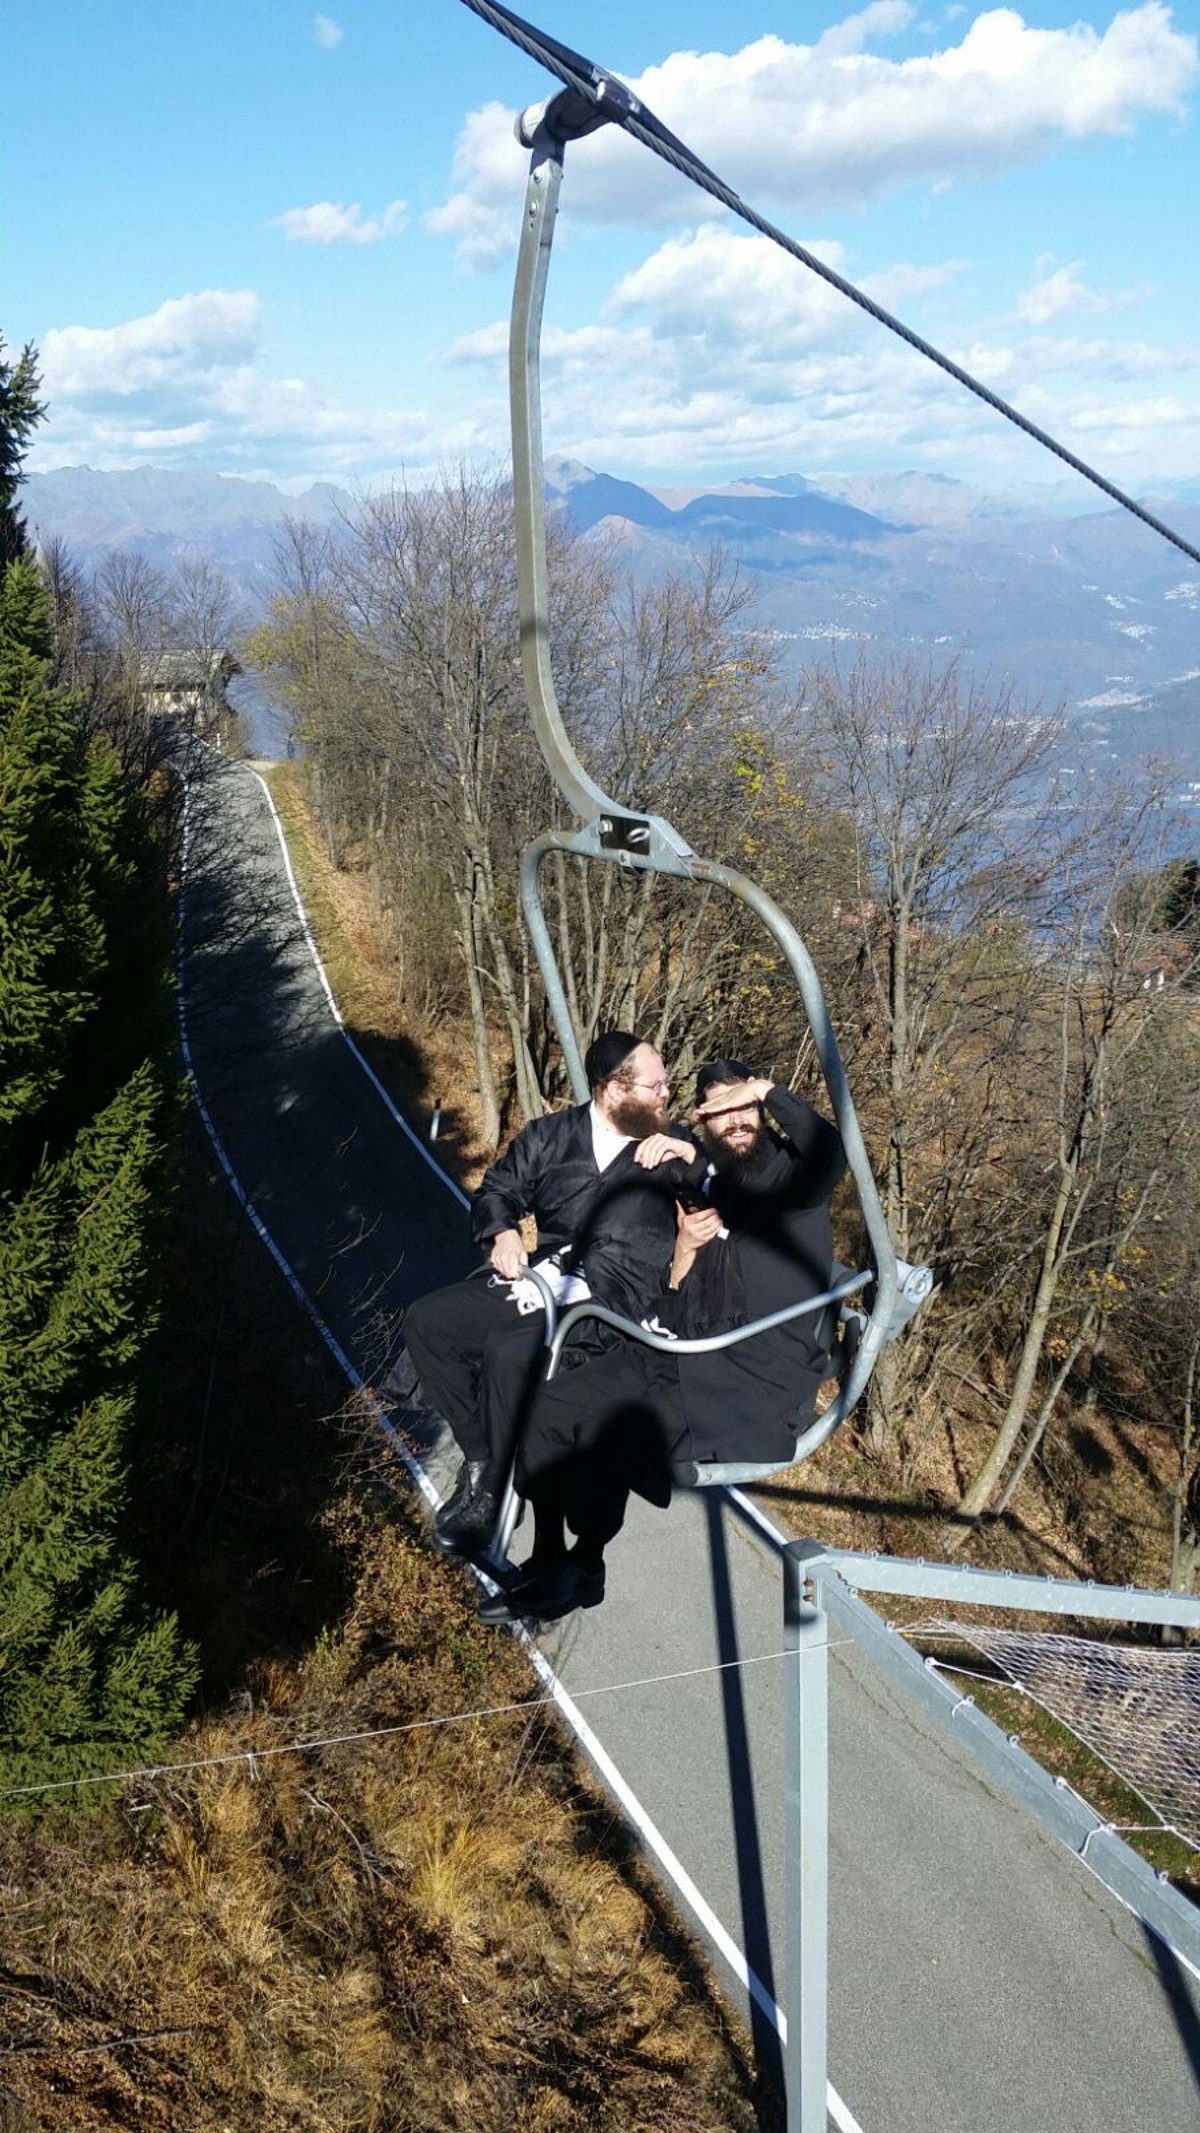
[[804, 655, 1063, 1447], [90, 549, 175, 773], [955, 787, 1198, 1522], [40, 534, 98, 695], [254, 479, 809, 1135], [559, 551, 806, 1082]]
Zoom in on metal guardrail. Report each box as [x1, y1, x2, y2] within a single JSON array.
[[780, 1542, 1200, 2133]]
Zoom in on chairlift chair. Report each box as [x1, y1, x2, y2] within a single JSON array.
[[482, 81, 932, 1569]]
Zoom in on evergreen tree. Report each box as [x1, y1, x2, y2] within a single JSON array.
[[0, 336, 196, 1797], [0, 336, 42, 570]]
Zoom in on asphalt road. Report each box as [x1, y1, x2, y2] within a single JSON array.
[[180, 744, 1200, 2133]]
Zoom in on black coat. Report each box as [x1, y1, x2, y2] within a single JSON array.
[[665, 1088, 846, 1459], [472, 1103, 690, 1327]]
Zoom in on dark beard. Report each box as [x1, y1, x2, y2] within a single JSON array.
[[704, 1122, 773, 1177], [608, 1092, 670, 1138]]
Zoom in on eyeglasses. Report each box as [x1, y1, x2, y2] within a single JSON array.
[[630, 1077, 670, 1095]]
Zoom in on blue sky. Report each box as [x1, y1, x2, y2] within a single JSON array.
[[4, 0, 1198, 494]]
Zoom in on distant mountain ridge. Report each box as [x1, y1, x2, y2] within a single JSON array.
[[544, 457, 895, 542], [27, 464, 350, 539], [25, 465, 352, 594], [22, 461, 1200, 799]]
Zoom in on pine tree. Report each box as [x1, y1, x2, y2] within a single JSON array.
[[0, 336, 197, 1798]]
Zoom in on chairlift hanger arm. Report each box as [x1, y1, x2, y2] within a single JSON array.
[[469, 0, 938, 1467], [464, 0, 1200, 574], [504, 83, 910, 1347], [508, 107, 661, 832]]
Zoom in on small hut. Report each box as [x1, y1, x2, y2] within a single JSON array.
[[141, 649, 242, 743]]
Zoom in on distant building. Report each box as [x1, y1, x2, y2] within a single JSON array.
[[141, 649, 242, 743], [1134, 936, 1194, 993]]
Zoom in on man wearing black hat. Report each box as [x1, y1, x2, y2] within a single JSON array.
[[479, 1061, 845, 1624], [402, 1029, 683, 1554]]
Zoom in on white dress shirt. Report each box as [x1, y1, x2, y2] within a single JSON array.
[[589, 1099, 634, 1174]]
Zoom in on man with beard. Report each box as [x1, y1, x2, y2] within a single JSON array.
[[402, 1029, 680, 1555], [478, 1060, 845, 1624]]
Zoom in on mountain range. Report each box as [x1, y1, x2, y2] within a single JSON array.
[[23, 459, 1200, 796]]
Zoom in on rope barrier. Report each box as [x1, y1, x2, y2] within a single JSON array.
[[459, 0, 1200, 572], [0, 1641, 841, 1803]]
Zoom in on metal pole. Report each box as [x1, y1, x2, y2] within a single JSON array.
[[783, 1543, 829, 2133], [519, 839, 589, 1101]]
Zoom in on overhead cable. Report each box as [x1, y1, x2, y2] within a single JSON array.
[[459, 0, 1200, 573], [0, 1644, 814, 1802]]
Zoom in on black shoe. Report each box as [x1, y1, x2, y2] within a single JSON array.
[[431, 1460, 503, 1555], [478, 1555, 605, 1625]]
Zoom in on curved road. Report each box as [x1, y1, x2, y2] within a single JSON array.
[[180, 744, 1200, 2133]]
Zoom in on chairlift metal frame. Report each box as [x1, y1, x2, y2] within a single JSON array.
[[485, 85, 932, 1565]]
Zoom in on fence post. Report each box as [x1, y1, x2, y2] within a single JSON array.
[[783, 1542, 830, 2133]]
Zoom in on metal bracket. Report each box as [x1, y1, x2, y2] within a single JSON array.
[[516, 74, 639, 148]]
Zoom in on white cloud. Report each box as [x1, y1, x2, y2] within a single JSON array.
[[443, 207, 1200, 484], [41, 290, 264, 398], [861, 258, 968, 306], [1016, 259, 1111, 324], [429, 5, 1198, 265], [313, 14, 343, 50], [1068, 393, 1189, 435], [608, 228, 861, 359], [448, 222, 976, 476], [424, 100, 532, 270], [604, 228, 975, 398], [275, 199, 408, 245], [32, 290, 480, 481], [1025, 336, 1197, 378], [818, 2, 917, 56]]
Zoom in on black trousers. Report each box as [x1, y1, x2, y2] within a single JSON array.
[[402, 1276, 550, 1466], [515, 1345, 689, 1550]]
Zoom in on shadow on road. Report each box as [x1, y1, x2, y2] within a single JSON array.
[[1142, 1923, 1200, 2096]]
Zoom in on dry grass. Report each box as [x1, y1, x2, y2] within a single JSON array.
[[261, 763, 494, 1190], [0, 1509, 767, 2132], [769, 1363, 1182, 1593]]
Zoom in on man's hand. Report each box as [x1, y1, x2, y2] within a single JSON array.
[[692, 1077, 773, 1119], [633, 1133, 697, 1169], [669, 1202, 722, 1288], [489, 1228, 529, 1281]]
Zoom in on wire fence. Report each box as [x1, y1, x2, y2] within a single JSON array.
[[0, 1643, 809, 1804], [912, 1620, 1200, 1852]]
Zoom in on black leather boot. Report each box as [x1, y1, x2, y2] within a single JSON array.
[[431, 1460, 503, 1555], [477, 1551, 605, 1625]]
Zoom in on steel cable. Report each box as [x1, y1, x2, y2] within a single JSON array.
[[0, 1644, 832, 1803], [460, 0, 1200, 571]]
